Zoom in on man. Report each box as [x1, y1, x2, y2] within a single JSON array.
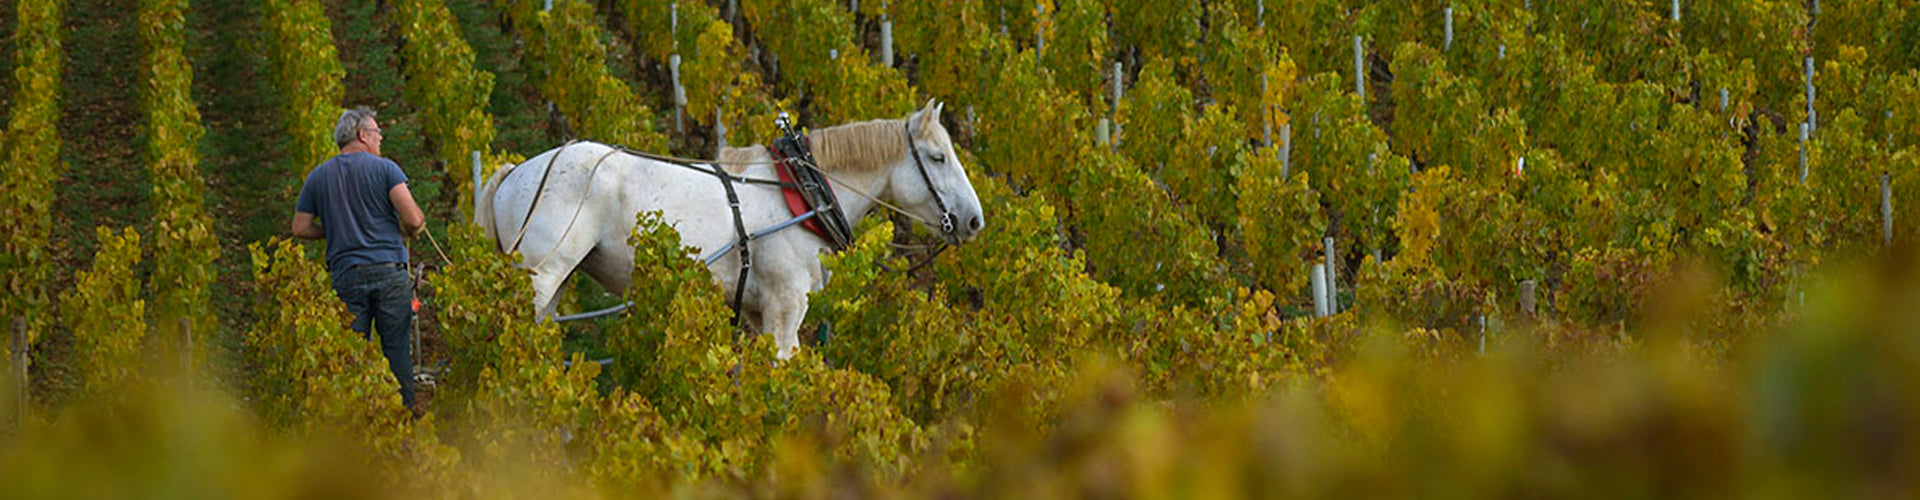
[[291, 107, 425, 409]]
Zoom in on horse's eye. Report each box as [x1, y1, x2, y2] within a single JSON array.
[[930, 153, 946, 163]]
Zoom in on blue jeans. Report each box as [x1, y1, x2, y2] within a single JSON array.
[[331, 262, 415, 408]]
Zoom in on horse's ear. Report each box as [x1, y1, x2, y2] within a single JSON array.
[[915, 100, 942, 134]]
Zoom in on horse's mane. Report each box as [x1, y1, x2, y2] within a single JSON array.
[[716, 146, 763, 174], [716, 118, 916, 174]]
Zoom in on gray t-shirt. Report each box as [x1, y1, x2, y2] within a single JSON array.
[[296, 152, 410, 275]]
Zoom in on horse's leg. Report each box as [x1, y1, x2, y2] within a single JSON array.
[[578, 244, 634, 297], [530, 270, 568, 320], [741, 309, 765, 334], [526, 232, 599, 321], [758, 282, 810, 359], [746, 235, 832, 359]]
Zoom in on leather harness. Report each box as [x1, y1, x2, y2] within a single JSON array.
[[504, 114, 960, 326]]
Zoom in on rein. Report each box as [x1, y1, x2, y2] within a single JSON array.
[[524, 147, 623, 271], [505, 140, 577, 255], [610, 136, 945, 233]]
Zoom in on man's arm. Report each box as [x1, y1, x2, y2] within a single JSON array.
[[390, 183, 425, 236], [290, 211, 325, 240]]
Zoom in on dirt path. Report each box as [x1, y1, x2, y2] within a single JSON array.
[[34, 0, 147, 404], [0, 2, 15, 119], [450, 0, 551, 157], [55, 0, 147, 272], [189, 0, 285, 384]]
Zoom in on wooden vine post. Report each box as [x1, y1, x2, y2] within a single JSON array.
[[11, 318, 26, 419]]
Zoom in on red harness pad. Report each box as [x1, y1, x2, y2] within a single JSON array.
[[770, 149, 832, 242]]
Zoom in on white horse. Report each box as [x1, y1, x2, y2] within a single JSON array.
[[476, 100, 984, 358]]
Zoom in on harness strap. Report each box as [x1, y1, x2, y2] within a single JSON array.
[[709, 162, 752, 326], [618, 141, 939, 230], [905, 241, 951, 273], [507, 140, 578, 255], [525, 147, 622, 271], [617, 146, 794, 188], [903, 122, 958, 237], [700, 210, 820, 266]]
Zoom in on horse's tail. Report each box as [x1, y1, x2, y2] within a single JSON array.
[[475, 160, 518, 252]]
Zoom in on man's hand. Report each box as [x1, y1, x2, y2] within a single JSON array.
[[291, 212, 325, 240]]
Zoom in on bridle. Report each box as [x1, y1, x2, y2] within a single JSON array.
[[901, 120, 960, 240]]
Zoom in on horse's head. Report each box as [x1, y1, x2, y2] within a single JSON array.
[[891, 99, 985, 243]]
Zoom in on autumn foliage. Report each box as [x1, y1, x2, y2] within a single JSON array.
[[7, 0, 1920, 497]]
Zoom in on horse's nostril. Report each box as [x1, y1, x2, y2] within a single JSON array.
[[968, 216, 983, 232]]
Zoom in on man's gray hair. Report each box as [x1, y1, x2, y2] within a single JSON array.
[[333, 107, 379, 148]]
